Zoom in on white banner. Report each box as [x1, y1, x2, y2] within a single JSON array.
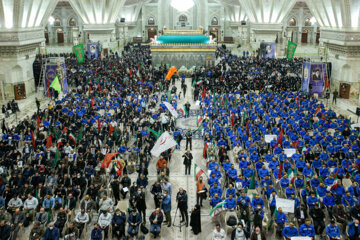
[[284, 148, 296, 158], [351, 123, 360, 129], [276, 197, 295, 213], [265, 135, 277, 143], [163, 102, 178, 118], [291, 237, 311, 240], [150, 131, 177, 157]]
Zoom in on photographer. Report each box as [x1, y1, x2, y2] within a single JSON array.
[[176, 188, 188, 227], [151, 181, 163, 208]]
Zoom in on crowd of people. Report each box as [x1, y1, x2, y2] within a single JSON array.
[[193, 47, 360, 240], [0, 41, 359, 240], [0, 43, 197, 240]]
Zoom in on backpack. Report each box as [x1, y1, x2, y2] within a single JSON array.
[[141, 223, 149, 234], [226, 215, 237, 226]]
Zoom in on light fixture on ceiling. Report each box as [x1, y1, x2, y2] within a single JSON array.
[[171, 0, 194, 12], [310, 17, 316, 25], [48, 16, 55, 25]]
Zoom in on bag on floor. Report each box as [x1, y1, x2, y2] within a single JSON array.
[[141, 223, 149, 234]]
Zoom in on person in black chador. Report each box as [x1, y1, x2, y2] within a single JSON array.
[[190, 204, 201, 235]]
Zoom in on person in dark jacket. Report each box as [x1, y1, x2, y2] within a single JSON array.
[[310, 204, 325, 235], [120, 173, 131, 199], [231, 223, 249, 240], [0, 220, 11, 240], [128, 209, 142, 237], [43, 223, 60, 240], [182, 149, 193, 175], [90, 224, 102, 240], [149, 208, 163, 238], [190, 204, 201, 235], [250, 226, 266, 240], [112, 209, 126, 239], [295, 204, 308, 226], [176, 188, 188, 227]]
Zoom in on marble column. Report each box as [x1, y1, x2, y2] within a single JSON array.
[[0, 28, 44, 100]]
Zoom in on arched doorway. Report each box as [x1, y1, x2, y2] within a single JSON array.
[[291, 31, 294, 42], [210, 28, 218, 40], [301, 29, 308, 43], [316, 29, 320, 44], [148, 28, 156, 42], [57, 29, 64, 44]]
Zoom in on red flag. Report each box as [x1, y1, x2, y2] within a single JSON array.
[[98, 83, 101, 92], [321, 113, 326, 120], [62, 127, 67, 133], [91, 97, 95, 108], [314, 106, 321, 117], [246, 120, 250, 137], [203, 143, 209, 158], [201, 88, 206, 99], [37, 115, 41, 128], [130, 68, 133, 77], [293, 141, 299, 149], [31, 131, 35, 148], [278, 161, 283, 180], [101, 153, 119, 168], [231, 113, 235, 126], [109, 124, 114, 136], [88, 85, 92, 95], [98, 119, 101, 132], [278, 128, 283, 145], [46, 136, 53, 148]]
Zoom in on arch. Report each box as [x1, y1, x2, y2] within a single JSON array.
[[68, 17, 77, 27], [54, 18, 61, 27], [147, 16, 155, 25], [179, 14, 188, 22], [12, 65, 22, 81], [288, 17, 296, 26], [304, 18, 312, 26], [211, 16, 219, 26]]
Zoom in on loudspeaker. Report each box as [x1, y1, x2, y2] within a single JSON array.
[[241, 20, 246, 25], [356, 107, 360, 116], [120, 18, 125, 22]]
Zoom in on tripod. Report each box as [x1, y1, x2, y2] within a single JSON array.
[[172, 207, 186, 232]]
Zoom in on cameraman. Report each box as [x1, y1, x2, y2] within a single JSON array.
[[176, 188, 188, 227], [151, 181, 162, 208]]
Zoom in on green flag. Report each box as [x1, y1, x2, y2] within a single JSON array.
[[146, 128, 161, 139], [286, 40, 297, 60], [268, 208, 278, 230], [53, 148, 61, 167], [209, 201, 226, 217], [249, 173, 256, 189], [73, 43, 85, 63], [50, 76, 61, 93]]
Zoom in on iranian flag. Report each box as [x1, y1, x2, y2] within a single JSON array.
[[197, 115, 203, 127], [287, 168, 297, 185], [209, 201, 226, 217], [68, 133, 77, 145], [150, 131, 178, 157], [163, 101, 179, 118], [203, 142, 210, 158], [56, 138, 63, 147], [113, 160, 123, 176], [313, 105, 321, 117], [109, 124, 114, 136], [179, 105, 187, 116], [194, 164, 205, 181]]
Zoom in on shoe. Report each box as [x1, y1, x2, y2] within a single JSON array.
[[186, 223, 188, 227], [180, 219, 185, 223], [167, 225, 171, 227]]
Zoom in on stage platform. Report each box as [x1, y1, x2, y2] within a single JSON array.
[[150, 29, 216, 68]]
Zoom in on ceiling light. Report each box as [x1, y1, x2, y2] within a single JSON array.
[[171, 0, 194, 12], [48, 16, 55, 25], [310, 17, 316, 25]]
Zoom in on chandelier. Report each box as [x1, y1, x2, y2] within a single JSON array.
[[171, 0, 194, 12]]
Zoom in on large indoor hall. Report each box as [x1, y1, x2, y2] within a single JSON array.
[[0, 0, 360, 240]]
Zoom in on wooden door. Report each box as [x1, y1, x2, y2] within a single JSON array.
[[301, 30, 308, 43], [316, 30, 320, 43], [57, 32, 64, 43], [148, 28, 156, 42], [45, 32, 49, 44]]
